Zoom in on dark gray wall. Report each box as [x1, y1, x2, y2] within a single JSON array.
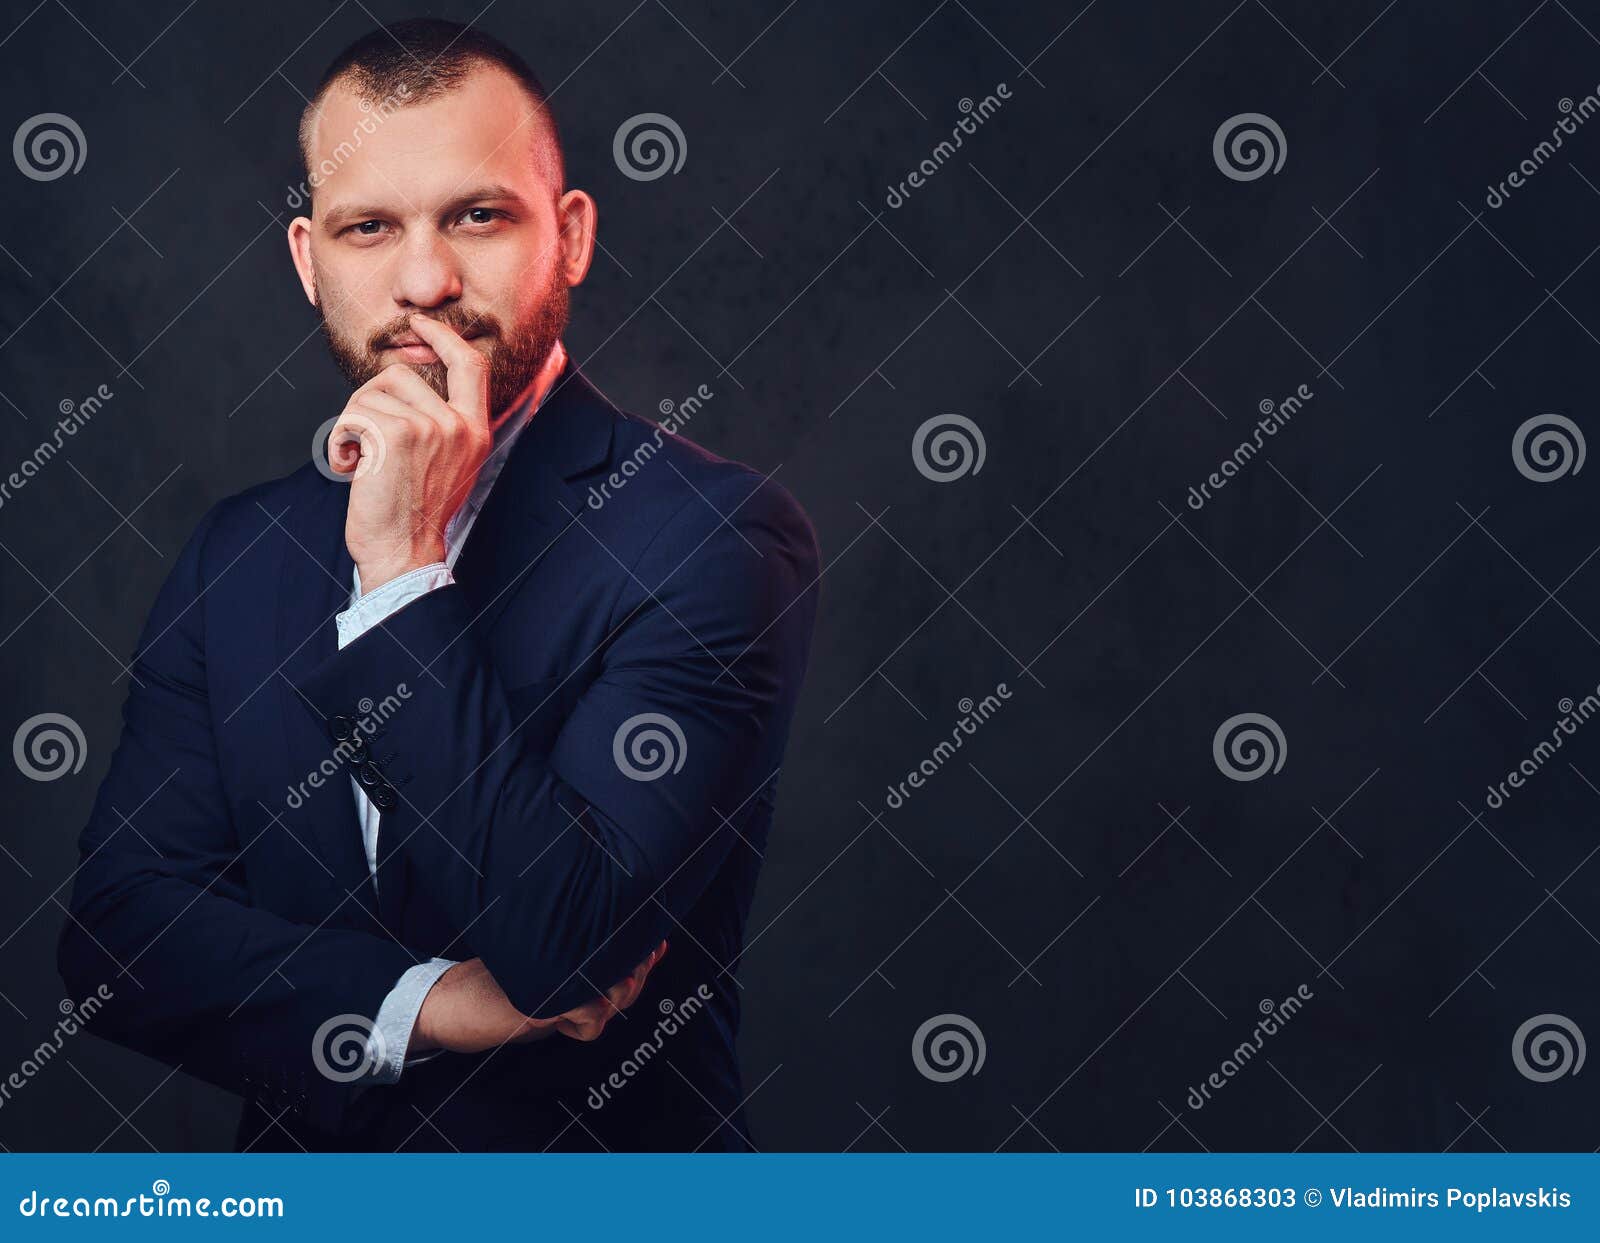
[[2, 0, 1598, 1151]]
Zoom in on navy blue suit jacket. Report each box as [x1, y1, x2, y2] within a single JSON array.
[[58, 361, 820, 1151]]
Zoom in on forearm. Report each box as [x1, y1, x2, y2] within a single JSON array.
[[294, 473, 816, 1018], [299, 586, 679, 1014], [60, 867, 418, 1129]]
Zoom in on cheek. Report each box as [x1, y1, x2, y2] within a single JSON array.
[[317, 274, 387, 341], [465, 233, 556, 305], [315, 246, 388, 315]]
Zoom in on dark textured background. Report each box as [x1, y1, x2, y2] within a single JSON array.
[[3, 0, 1600, 1152]]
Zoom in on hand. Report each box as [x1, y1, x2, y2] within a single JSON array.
[[551, 939, 668, 1042], [411, 942, 668, 1055], [328, 314, 492, 594]]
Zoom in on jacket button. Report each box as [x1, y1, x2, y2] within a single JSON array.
[[346, 735, 368, 759], [331, 715, 355, 740], [371, 785, 398, 812], [358, 762, 384, 788]]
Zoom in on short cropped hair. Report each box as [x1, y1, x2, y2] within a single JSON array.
[[297, 18, 565, 201]]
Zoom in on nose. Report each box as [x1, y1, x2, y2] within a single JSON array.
[[389, 229, 463, 310]]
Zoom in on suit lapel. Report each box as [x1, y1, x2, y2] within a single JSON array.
[[277, 358, 616, 940], [274, 475, 381, 923], [450, 358, 614, 635]]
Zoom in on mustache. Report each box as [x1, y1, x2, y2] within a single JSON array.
[[366, 308, 502, 354]]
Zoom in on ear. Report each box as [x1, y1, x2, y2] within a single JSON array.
[[555, 189, 597, 288], [286, 215, 318, 306]]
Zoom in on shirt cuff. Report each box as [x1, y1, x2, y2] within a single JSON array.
[[364, 957, 457, 1084], [337, 563, 454, 650]]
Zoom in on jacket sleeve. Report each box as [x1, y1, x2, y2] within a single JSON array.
[[293, 472, 820, 1017], [57, 499, 420, 1134]]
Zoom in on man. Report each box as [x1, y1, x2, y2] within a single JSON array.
[[57, 19, 819, 1152]]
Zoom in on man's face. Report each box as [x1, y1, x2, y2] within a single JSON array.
[[292, 66, 570, 420]]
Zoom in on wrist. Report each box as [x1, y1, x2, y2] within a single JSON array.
[[409, 962, 460, 1054], [355, 543, 446, 595]]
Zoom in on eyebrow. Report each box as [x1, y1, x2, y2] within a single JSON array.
[[319, 184, 531, 231]]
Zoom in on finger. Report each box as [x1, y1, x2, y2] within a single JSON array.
[[327, 407, 398, 477], [344, 385, 425, 425], [557, 994, 614, 1031], [610, 941, 664, 1013], [338, 402, 435, 476], [557, 1016, 601, 1042], [408, 313, 489, 425], [610, 965, 648, 1014], [361, 363, 459, 431], [605, 980, 636, 1015]]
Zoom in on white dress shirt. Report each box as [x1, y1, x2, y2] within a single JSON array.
[[341, 339, 567, 1081]]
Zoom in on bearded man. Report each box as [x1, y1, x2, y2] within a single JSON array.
[[58, 18, 819, 1153]]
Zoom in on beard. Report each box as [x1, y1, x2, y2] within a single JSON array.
[[316, 260, 568, 420]]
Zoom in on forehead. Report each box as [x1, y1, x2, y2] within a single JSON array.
[[306, 64, 550, 208]]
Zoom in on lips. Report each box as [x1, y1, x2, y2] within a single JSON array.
[[382, 329, 486, 349]]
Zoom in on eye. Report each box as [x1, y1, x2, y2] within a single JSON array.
[[343, 219, 387, 239], [458, 207, 503, 228]]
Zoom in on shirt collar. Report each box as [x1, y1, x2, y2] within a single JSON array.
[[463, 338, 568, 516]]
